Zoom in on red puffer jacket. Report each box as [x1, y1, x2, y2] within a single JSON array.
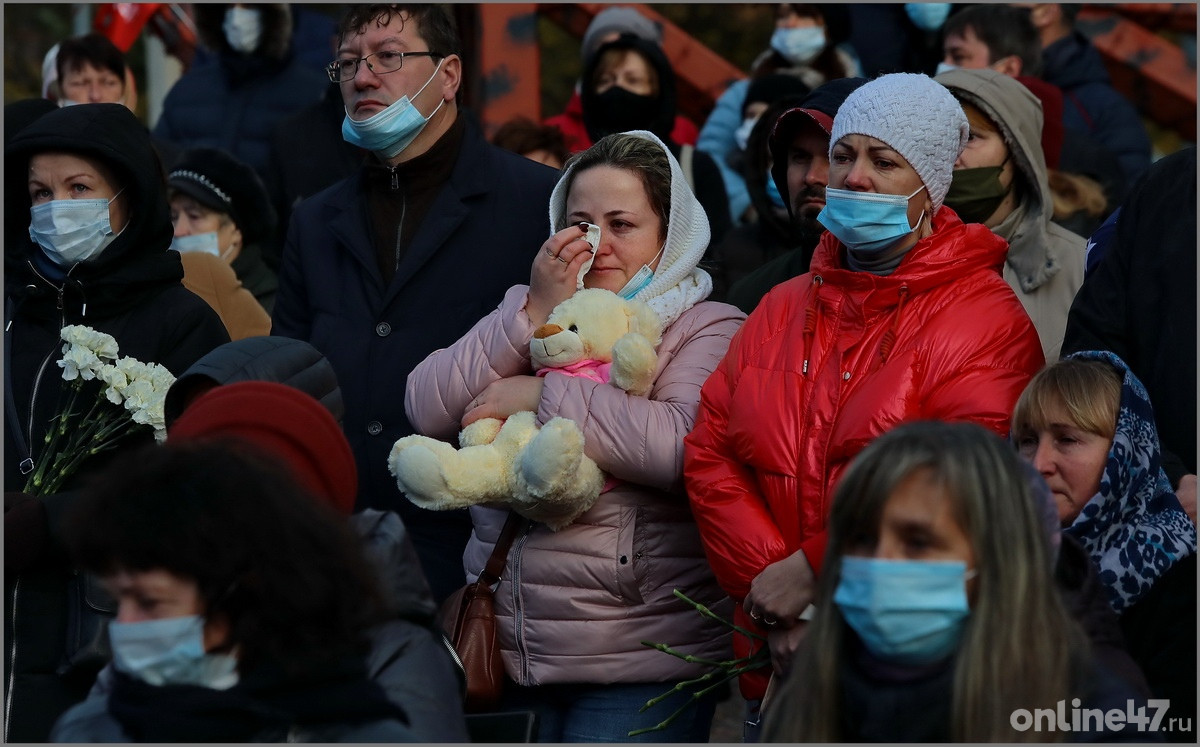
[[683, 207, 1044, 700]]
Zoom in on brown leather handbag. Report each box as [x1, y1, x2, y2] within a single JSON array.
[[438, 512, 525, 713]]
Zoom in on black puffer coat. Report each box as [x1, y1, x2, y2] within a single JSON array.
[[5, 103, 230, 491], [164, 335, 344, 425], [3, 103, 228, 742]]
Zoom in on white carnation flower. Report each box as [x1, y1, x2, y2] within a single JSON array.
[[58, 344, 103, 381], [60, 325, 119, 360], [96, 363, 129, 404]]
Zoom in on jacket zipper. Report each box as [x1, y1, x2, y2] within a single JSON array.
[[5, 579, 20, 741], [509, 523, 533, 683], [21, 263, 73, 465], [394, 197, 407, 273]]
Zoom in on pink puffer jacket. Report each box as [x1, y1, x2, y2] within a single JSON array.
[[406, 285, 744, 685]]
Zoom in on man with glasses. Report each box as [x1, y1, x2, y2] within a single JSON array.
[[273, 4, 558, 604]]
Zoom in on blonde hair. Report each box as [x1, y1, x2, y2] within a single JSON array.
[[1047, 169, 1108, 221], [1012, 358, 1121, 441], [764, 421, 1088, 742]]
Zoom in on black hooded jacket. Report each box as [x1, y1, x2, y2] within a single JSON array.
[[5, 103, 229, 492], [580, 34, 731, 244], [3, 103, 228, 742], [705, 93, 809, 303]]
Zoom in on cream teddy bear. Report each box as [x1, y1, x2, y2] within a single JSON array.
[[388, 289, 663, 530]]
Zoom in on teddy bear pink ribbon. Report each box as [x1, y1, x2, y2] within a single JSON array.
[[535, 359, 620, 493]]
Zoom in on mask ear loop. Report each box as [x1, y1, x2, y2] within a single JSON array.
[[908, 184, 932, 235]]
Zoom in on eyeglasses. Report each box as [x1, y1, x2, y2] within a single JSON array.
[[326, 50, 442, 83]]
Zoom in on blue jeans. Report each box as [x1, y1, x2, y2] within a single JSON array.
[[498, 681, 718, 743]]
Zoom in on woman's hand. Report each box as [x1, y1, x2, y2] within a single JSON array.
[[743, 550, 816, 629], [1177, 474, 1197, 525], [462, 376, 545, 428], [766, 623, 810, 678], [526, 223, 595, 327]]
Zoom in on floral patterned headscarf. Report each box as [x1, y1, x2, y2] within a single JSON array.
[[1063, 350, 1197, 613]]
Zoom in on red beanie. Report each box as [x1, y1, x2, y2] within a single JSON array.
[[168, 381, 358, 515], [1016, 75, 1064, 170]]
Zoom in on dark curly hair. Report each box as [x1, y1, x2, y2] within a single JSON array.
[[55, 32, 127, 87], [337, 4, 460, 57], [63, 440, 386, 677]]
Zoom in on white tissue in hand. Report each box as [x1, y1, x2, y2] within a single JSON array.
[[576, 222, 600, 289]]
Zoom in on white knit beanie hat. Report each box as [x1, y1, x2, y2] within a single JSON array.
[[548, 130, 712, 328], [829, 73, 969, 213]]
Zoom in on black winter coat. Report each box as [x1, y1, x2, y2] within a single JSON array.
[[51, 660, 414, 743], [3, 103, 229, 742], [1119, 554, 1197, 743], [164, 334, 344, 425], [1042, 30, 1151, 182], [152, 5, 326, 184], [272, 112, 559, 602], [1062, 147, 1197, 485]]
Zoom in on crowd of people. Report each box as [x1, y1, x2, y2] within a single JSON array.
[[4, 3, 1194, 743]]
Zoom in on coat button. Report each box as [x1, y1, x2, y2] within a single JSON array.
[[367, 421, 383, 436], [375, 322, 391, 337], [843, 371, 851, 381]]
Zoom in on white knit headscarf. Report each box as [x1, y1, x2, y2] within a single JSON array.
[[547, 130, 712, 329]]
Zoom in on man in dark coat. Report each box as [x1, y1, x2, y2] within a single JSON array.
[[726, 77, 866, 313], [271, 5, 559, 604], [1062, 146, 1197, 523], [4, 102, 229, 742], [1026, 2, 1152, 182], [153, 4, 326, 184]]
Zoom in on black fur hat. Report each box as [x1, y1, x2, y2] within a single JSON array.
[[168, 147, 276, 244]]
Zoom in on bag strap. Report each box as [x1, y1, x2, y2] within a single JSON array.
[[478, 512, 525, 586]]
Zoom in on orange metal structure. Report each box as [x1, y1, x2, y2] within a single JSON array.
[[1078, 5, 1197, 140], [1095, 3, 1196, 33], [473, 4, 543, 139]]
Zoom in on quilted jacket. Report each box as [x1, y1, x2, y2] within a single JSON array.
[[684, 207, 1044, 699], [406, 285, 744, 685]]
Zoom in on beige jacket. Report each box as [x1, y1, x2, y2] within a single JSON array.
[[179, 252, 271, 341], [937, 68, 1086, 362]]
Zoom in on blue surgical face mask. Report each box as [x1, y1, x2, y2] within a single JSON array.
[[817, 185, 926, 254], [735, 116, 758, 152], [771, 26, 826, 67], [616, 244, 665, 300], [342, 59, 445, 159], [170, 231, 222, 258], [223, 6, 262, 54], [29, 189, 125, 267], [834, 556, 975, 665], [905, 3, 952, 32], [935, 61, 960, 77], [108, 614, 239, 689], [765, 173, 787, 210]]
